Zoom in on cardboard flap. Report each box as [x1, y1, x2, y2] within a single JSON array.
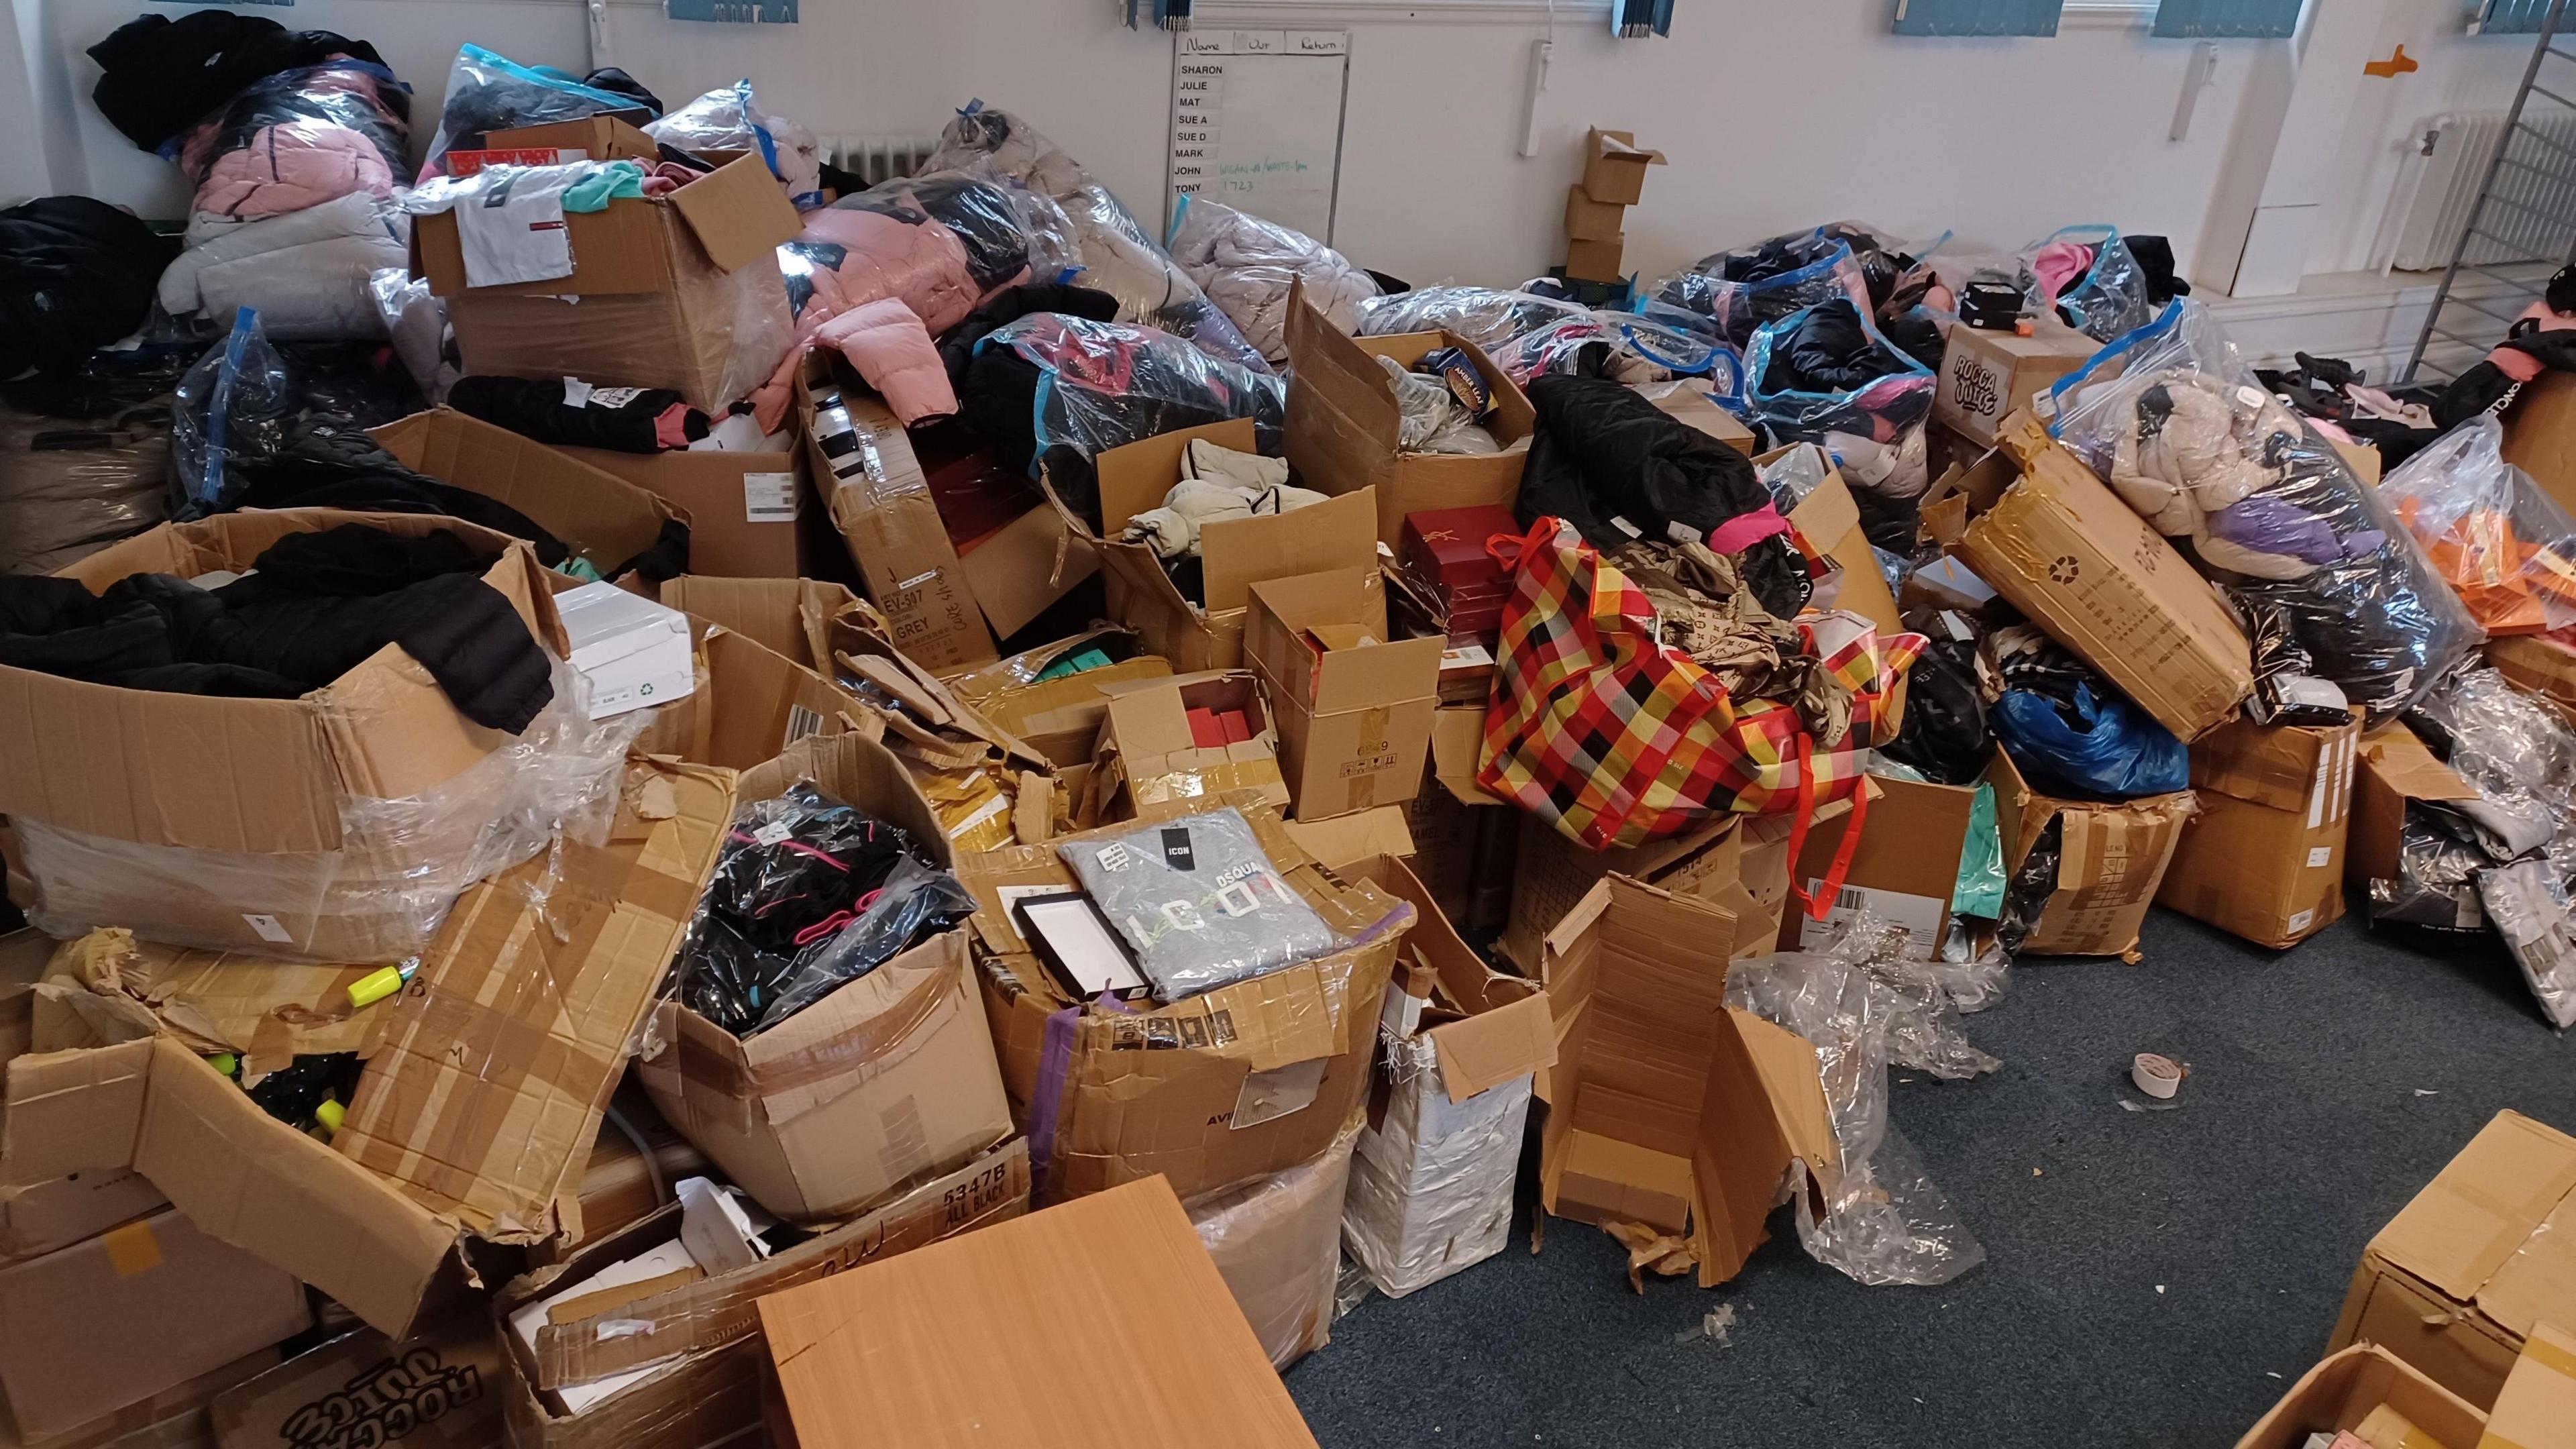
[[2237, 1344, 2491, 1449], [1201, 488, 1382, 616], [2359, 723, 2482, 804], [1094, 420, 1263, 536], [1727, 1008, 1839, 1195], [2483, 1322, 2576, 1449], [1431, 706, 1505, 806], [1284, 806, 1416, 873], [665, 153, 804, 274], [368, 409, 682, 575], [0, 1038, 154, 1187], [1287, 283, 1402, 448], [2375, 1112, 2576, 1306], [1430, 991, 1556, 1102]]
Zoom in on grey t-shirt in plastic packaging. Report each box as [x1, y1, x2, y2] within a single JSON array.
[[1057, 807, 1338, 1002]]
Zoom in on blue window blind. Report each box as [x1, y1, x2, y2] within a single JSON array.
[[2476, 0, 2571, 34], [2153, 0, 2303, 38], [1892, 0, 2065, 37]]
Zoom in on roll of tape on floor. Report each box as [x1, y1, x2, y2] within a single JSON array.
[[2133, 1053, 2185, 1100]]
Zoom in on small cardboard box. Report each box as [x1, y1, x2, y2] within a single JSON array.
[[1986, 749, 2196, 959], [756, 1176, 1319, 1449], [1286, 287, 1536, 548], [1931, 324, 2096, 449], [2504, 369, 2576, 518], [1245, 570, 1444, 822], [557, 582, 694, 718], [500, 1142, 1027, 1449], [211, 1318, 500, 1449], [2159, 716, 2359, 949], [943, 627, 1174, 769], [1923, 414, 2255, 741], [1088, 670, 1290, 820], [1067, 419, 1379, 674], [369, 408, 688, 580], [2235, 1344, 2491, 1449], [962, 795, 1406, 1203], [1563, 184, 1625, 242], [0, 511, 566, 962], [1563, 235, 1626, 284], [1578, 127, 1665, 206], [560, 439, 805, 581], [639, 733, 1014, 1224], [1778, 775, 1978, 959], [2349, 722, 2484, 898], [2326, 1110, 2576, 1411], [798, 360, 1002, 670], [0, 1209, 311, 1439], [1534, 873, 1837, 1286]]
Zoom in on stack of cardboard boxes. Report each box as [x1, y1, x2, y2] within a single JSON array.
[[1561, 129, 1665, 285]]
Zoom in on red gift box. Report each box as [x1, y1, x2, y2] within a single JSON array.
[[1402, 503, 1521, 608]]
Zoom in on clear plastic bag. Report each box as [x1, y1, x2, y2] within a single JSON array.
[[2021, 225, 2155, 343], [170, 309, 295, 515], [1056, 807, 1338, 1001], [172, 60, 411, 220], [1746, 299, 1935, 445], [1486, 308, 1731, 388], [1188, 1123, 1359, 1371], [2051, 300, 2483, 720], [644, 80, 822, 208], [1648, 227, 1874, 352], [1354, 285, 1589, 354], [923, 100, 1095, 203], [1165, 194, 1380, 366], [981, 311, 1287, 470], [368, 268, 456, 407], [420, 44, 646, 180], [0, 393, 170, 574], [2378, 414, 2576, 637]]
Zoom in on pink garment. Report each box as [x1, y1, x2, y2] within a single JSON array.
[[816, 298, 958, 425], [2030, 242, 2096, 303], [191, 119, 394, 221], [788, 206, 979, 336], [653, 403, 698, 450]]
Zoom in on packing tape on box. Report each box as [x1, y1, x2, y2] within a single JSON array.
[[2131, 1053, 2185, 1100]]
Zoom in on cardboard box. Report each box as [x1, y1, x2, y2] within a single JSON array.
[[368, 409, 687, 580], [14, 1350, 278, 1449], [1401, 706, 1517, 932], [2236, 1344, 2490, 1449], [2504, 369, 2576, 518], [1244, 570, 1444, 822], [2481, 1322, 2576, 1449], [2489, 633, 2576, 726], [501, 1142, 1026, 1449], [756, 1176, 1318, 1449], [1563, 184, 1625, 243], [1534, 874, 1836, 1285], [943, 627, 1174, 769], [0, 1209, 310, 1438], [1501, 806, 1799, 975], [1931, 324, 2095, 449], [211, 1318, 499, 1449], [0, 982, 165, 1264], [1778, 776, 1978, 959], [1068, 419, 1379, 674], [1762, 449, 1904, 638], [34, 930, 379, 1081], [2349, 722, 2483, 898], [798, 362, 1000, 670], [556, 582, 693, 718], [962, 794, 1406, 1203], [2159, 716, 2359, 949], [567, 1098, 708, 1252], [558, 441, 804, 581], [1923, 415, 2254, 741], [1281, 804, 1415, 876], [1986, 749, 2194, 959], [1087, 670, 1290, 820], [639, 734, 1014, 1223], [2326, 1111, 2576, 1410], [1187, 1129, 1358, 1371], [1578, 127, 1666, 206], [1637, 380, 1760, 451], [1286, 288, 1536, 548], [0, 511, 566, 961], [627, 625, 861, 772], [1562, 235, 1626, 284]]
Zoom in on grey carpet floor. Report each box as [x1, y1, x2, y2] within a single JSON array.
[[1286, 906, 2574, 1448]]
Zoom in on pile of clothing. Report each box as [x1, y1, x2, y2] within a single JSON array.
[[1982, 623, 2187, 801], [1120, 437, 1327, 562], [2379, 415, 2576, 637], [1746, 297, 1936, 447], [647, 80, 824, 210], [417, 44, 663, 178], [2259, 350, 2440, 472], [1356, 285, 1589, 355], [1165, 195, 1380, 365], [1381, 351, 1509, 458]]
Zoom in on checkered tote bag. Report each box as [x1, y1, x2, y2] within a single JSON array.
[[1476, 515, 1874, 853]]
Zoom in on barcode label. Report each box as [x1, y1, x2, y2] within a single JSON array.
[[744, 472, 798, 523], [1835, 888, 1867, 912], [2306, 846, 2332, 868], [241, 913, 292, 944], [783, 704, 822, 745]]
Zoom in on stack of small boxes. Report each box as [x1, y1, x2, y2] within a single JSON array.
[[1401, 503, 1520, 703], [1562, 127, 1666, 284]]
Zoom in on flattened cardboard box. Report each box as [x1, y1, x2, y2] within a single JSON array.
[[1923, 414, 2253, 742], [212, 1318, 499, 1449], [2159, 716, 2359, 949], [1245, 569, 1444, 822], [961, 794, 1407, 1203], [943, 627, 1174, 769], [370, 409, 686, 581], [757, 1176, 1316, 1449], [2235, 1344, 2490, 1449], [1986, 749, 2194, 959], [2327, 1110, 2576, 1411], [1285, 285, 1535, 548], [0, 511, 567, 961], [499, 1140, 1026, 1449], [638, 733, 1014, 1223], [1534, 874, 1836, 1287]]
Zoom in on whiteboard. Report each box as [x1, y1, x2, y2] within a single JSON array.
[[1166, 30, 1350, 244]]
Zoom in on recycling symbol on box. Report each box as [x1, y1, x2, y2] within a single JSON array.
[[2048, 555, 2080, 584]]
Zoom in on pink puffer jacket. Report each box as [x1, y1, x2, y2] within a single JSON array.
[[814, 298, 957, 425], [788, 205, 979, 335], [193, 119, 395, 221]]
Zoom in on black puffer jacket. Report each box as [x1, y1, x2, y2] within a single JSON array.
[[0, 198, 177, 378]]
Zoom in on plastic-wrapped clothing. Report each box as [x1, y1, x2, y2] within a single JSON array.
[[2019, 225, 2155, 343], [780, 185, 979, 335], [0, 198, 176, 378], [939, 282, 1119, 388], [572, 66, 659, 114], [1647, 227, 1874, 351], [644, 80, 822, 208], [1120, 442, 1328, 559], [1057, 807, 1336, 1001], [0, 392, 170, 575], [1375, 356, 1503, 457], [1164, 194, 1380, 364], [2052, 301, 2481, 720], [2380, 415, 2576, 635], [1985, 624, 2188, 800], [447, 376, 707, 453], [2407, 665, 2576, 1026], [812, 299, 957, 425], [159, 193, 407, 341], [1489, 309, 1731, 389], [1747, 299, 1936, 446], [419, 44, 651, 179], [922, 101, 1094, 204], [1354, 286, 1589, 355], [86, 10, 388, 154], [1825, 425, 1929, 500], [1877, 620, 1988, 785], [1516, 374, 1812, 619], [175, 61, 410, 223]]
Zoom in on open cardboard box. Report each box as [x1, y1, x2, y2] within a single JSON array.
[[1086, 669, 1290, 822], [1756, 446, 1903, 638], [1986, 749, 2194, 959], [1245, 569, 1444, 822], [0, 511, 566, 961], [1578, 127, 1666, 206], [558, 438, 806, 582], [1285, 285, 1534, 548], [638, 733, 1015, 1224], [2489, 633, 2576, 728], [2349, 722, 2483, 897], [1777, 775, 1978, 959], [370, 408, 688, 582], [1501, 800, 1810, 975], [2235, 1343, 2491, 1449], [1922, 413, 2253, 741], [0, 757, 738, 1340], [942, 626, 1175, 769], [2159, 715, 2359, 949]]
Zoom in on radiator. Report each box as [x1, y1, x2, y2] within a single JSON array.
[[2388, 109, 2576, 271], [816, 135, 943, 190]]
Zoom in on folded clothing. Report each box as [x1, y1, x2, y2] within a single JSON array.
[[447, 375, 707, 453], [0, 523, 552, 730], [1118, 438, 1323, 559]]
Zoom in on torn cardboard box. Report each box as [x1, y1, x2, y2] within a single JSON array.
[[1778, 775, 1978, 960], [1988, 749, 2194, 959], [1245, 569, 1444, 822], [944, 627, 1174, 769], [369, 408, 686, 582], [0, 981, 164, 1264], [1087, 670, 1290, 821], [1501, 802, 1802, 974], [2235, 1344, 2490, 1449], [2159, 715, 2359, 949], [2349, 722, 2484, 904], [963, 794, 1408, 1203], [757, 1175, 1317, 1449], [639, 733, 1014, 1223], [501, 1140, 1026, 1449], [1534, 874, 1836, 1287], [1922, 414, 2253, 741], [1286, 286, 1534, 547], [558, 437, 805, 581], [2326, 1110, 2576, 1410], [212, 1317, 499, 1449], [0, 511, 568, 962]]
